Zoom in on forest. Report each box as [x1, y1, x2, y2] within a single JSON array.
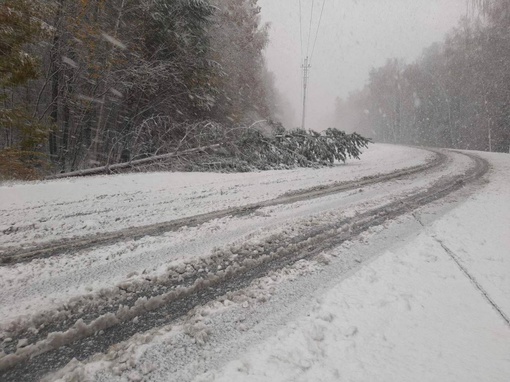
[[333, 0, 510, 153], [6, 1, 505, 180], [0, 0, 292, 179], [0, 0, 372, 180]]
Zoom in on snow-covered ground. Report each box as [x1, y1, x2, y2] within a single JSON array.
[[194, 151, 510, 382], [44, 150, 509, 382], [2, 146, 509, 382], [0, 144, 440, 325], [196, 234, 510, 382], [0, 144, 432, 249]]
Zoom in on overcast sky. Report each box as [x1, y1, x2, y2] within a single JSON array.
[[257, 0, 469, 129]]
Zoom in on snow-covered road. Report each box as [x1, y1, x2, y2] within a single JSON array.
[[1, 145, 508, 382], [0, 144, 437, 325], [182, 151, 510, 382], [0, 144, 433, 250]]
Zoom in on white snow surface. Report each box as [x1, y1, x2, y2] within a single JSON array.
[[191, 151, 510, 382], [0, 144, 440, 325], [3, 146, 510, 382], [62, 150, 510, 382], [0, 144, 431, 248], [197, 235, 510, 382]]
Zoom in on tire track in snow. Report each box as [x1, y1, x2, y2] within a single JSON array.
[[0, 150, 446, 265], [0, 151, 489, 381]]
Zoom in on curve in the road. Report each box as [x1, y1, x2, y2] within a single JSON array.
[[0, 150, 446, 265], [0, 151, 489, 381]]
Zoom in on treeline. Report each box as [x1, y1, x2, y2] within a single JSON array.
[[333, 0, 510, 153], [0, 0, 289, 178]]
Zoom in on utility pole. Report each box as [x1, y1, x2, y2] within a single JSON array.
[[488, 118, 492, 152], [301, 56, 311, 130]]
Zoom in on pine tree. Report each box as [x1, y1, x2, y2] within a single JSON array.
[[0, 0, 52, 179]]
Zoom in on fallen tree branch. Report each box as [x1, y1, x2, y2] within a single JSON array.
[[47, 144, 221, 179]]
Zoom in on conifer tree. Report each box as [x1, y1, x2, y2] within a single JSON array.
[[0, 0, 51, 179]]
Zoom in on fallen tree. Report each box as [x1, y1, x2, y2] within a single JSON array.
[[209, 126, 372, 171], [47, 144, 221, 179], [46, 122, 372, 178]]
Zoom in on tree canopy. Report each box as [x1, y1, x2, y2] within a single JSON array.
[[0, 0, 295, 178]]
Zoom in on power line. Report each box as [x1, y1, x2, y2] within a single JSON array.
[[299, 0, 303, 61], [306, 0, 315, 57], [300, 0, 328, 130], [309, 0, 327, 65], [299, 0, 304, 116]]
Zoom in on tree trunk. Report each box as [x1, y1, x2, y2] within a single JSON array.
[[49, 0, 64, 160]]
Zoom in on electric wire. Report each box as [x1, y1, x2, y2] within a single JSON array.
[[299, 0, 304, 113], [299, 0, 303, 61], [306, 0, 315, 57], [309, 0, 327, 65], [300, 0, 328, 129]]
